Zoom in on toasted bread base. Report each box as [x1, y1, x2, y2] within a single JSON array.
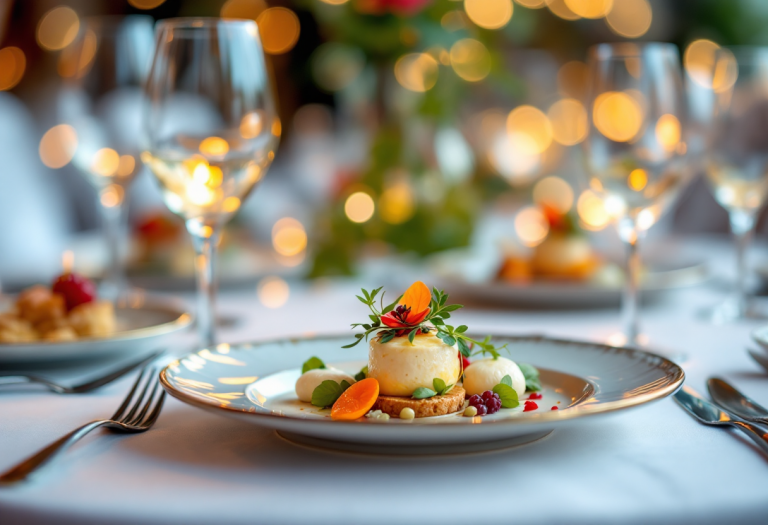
[[373, 386, 466, 418]]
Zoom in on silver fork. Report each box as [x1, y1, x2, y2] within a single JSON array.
[[0, 364, 166, 485], [0, 351, 161, 394]]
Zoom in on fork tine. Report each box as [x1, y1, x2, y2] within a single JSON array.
[[109, 366, 149, 420], [129, 377, 161, 426], [121, 367, 156, 423], [141, 390, 166, 429]]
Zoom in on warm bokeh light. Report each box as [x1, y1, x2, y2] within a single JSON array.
[[545, 0, 580, 20], [515, 0, 546, 7], [577, 190, 610, 230], [37, 6, 80, 51], [593, 91, 643, 142], [345, 192, 375, 223], [58, 28, 97, 79], [464, 0, 513, 30], [116, 155, 136, 178], [557, 60, 588, 100], [319, 0, 349, 4], [507, 105, 553, 154], [394, 53, 439, 92], [628, 168, 648, 191], [605, 0, 652, 38], [39, 124, 78, 169], [220, 0, 267, 20], [491, 131, 541, 183], [256, 7, 300, 55], [100, 184, 124, 208], [564, 0, 612, 19], [379, 181, 416, 224], [222, 196, 241, 213], [515, 206, 550, 247], [712, 48, 738, 94], [199, 137, 230, 157], [533, 176, 574, 214], [450, 38, 492, 82], [62, 250, 74, 273], [655, 114, 681, 152], [127, 0, 167, 8], [258, 276, 290, 309], [91, 148, 120, 177], [441, 10, 467, 31], [0, 47, 25, 91], [272, 117, 282, 137], [684, 39, 720, 89], [272, 217, 307, 257], [239, 111, 264, 139], [548, 98, 588, 146]]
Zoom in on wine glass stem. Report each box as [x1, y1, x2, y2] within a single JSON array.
[[620, 220, 641, 346], [188, 224, 219, 348], [98, 196, 128, 301], [729, 210, 756, 316]]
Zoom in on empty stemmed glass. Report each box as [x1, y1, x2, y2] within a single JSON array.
[[704, 47, 768, 322], [59, 16, 154, 299], [584, 43, 689, 346], [142, 18, 279, 347]]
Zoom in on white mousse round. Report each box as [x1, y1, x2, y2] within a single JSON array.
[[368, 332, 461, 397], [463, 357, 525, 398], [295, 368, 356, 403]]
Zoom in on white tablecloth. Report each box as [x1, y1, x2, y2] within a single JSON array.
[[1, 238, 768, 524]]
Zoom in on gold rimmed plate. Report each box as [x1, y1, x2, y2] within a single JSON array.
[[0, 295, 192, 364], [160, 335, 684, 455]]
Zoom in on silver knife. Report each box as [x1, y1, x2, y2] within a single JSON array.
[[674, 386, 768, 457]]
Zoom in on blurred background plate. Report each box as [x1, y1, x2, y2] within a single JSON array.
[[0, 295, 191, 364], [429, 248, 709, 308]]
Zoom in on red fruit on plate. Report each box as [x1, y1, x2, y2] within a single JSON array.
[[52, 273, 97, 310], [461, 354, 471, 370]]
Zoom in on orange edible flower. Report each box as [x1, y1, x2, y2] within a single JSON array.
[[331, 378, 380, 420], [381, 281, 431, 331]]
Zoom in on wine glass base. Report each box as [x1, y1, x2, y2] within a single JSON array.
[[703, 298, 768, 325], [605, 332, 687, 364]]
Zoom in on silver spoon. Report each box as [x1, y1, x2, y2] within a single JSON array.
[[748, 348, 768, 374], [707, 377, 768, 425]]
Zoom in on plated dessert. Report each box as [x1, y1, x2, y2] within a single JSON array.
[[293, 281, 544, 421], [0, 273, 115, 343]]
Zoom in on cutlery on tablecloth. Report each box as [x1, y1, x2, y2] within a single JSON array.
[[0, 351, 162, 394], [0, 363, 165, 485], [707, 377, 768, 426], [674, 386, 768, 458], [748, 348, 768, 374]]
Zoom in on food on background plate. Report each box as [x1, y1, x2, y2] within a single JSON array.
[[498, 207, 601, 283], [0, 273, 115, 343], [294, 281, 542, 420]]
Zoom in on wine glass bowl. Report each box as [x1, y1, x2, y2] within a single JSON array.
[[142, 18, 279, 346], [584, 43, 689, 344]]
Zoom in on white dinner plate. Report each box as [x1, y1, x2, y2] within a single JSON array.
[[428, 248, 709, 308], [0, 295, 192, 364], [160, 335, 684, 455]]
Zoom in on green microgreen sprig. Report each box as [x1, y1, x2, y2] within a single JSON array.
[[412, 378, 455, 399], [342, 286, 508, 360]]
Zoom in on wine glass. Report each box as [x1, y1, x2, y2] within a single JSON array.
[[142, 18, 279, 346], [59, 16, 155, 299], [704, 47, 768, 322], [584, 43, 689, 346]]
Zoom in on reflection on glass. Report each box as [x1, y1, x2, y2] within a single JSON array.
[[584, 43, 689, 345], [59, 16, 154, 299], [143, 18, 279, 347], [705, 47, 768, 322]]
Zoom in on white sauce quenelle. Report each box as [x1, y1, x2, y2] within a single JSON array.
[[295, 368, 356, 403], [463, 357, 525, 399]]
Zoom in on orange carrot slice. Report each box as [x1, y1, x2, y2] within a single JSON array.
[[331, 378, 379, 421]]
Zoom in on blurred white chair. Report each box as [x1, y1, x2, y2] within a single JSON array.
[[0, 92, 73, 288]]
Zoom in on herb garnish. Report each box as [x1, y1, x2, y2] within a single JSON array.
[[302, 356, 326, 374], [412, 378, 455, 399], [354, 366, 368, 382], [518, 363, 541, 392], [343, 281, 507, 359], [492, 375, 520, 409], [311, 379, 351, 408]]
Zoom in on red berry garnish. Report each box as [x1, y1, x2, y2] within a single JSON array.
[[52, 273, 96, 310], [461, 355, 471, 370], [475, 404, 487, 416], [481, 390, 495, 402], [528, 392, 543, 400], [551, 406, 558, 410], [523, 401, 538, 412]]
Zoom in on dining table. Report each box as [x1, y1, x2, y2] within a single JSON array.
[[1, 235, 767, 525]]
